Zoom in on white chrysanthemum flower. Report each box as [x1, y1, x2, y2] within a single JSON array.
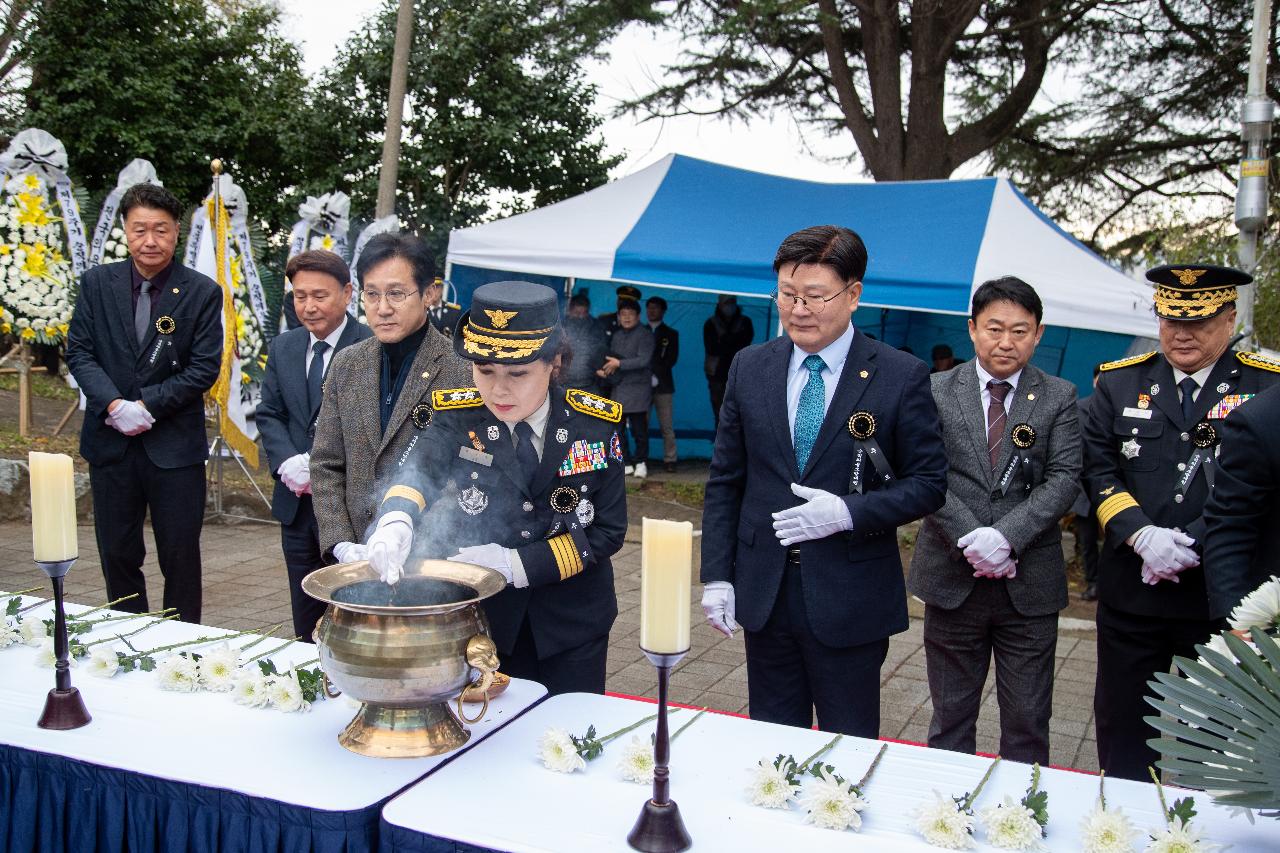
[[1144, 818, 1224, 853], [0, 620, 20, 648], [913, 792, 976, 850], [18, 614, 43, 640], [1080, 802, 1139, 852], [746, 758, 800, 809], [980, 797, 1045, 850], [85, 646, 120, 678], [232, 672, 270, 707], [538, 727, 586, 773], [155, 654, 200, 692], [617, 735, 655, 783], [34, 637, 61, 668], [267, 672, 308, 712], [797, 767, 866, 831], [196, 644, 240, 692], [1228, 575, 1280, 631]]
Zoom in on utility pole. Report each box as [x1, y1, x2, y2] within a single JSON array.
[[376, 0, 415, 219], [1235, 0, 1275, 349]]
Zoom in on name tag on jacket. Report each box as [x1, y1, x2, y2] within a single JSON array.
[[1121, 407, 1153, 419]]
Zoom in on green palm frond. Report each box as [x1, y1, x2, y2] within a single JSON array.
[[1145, 628, 1280, 815]]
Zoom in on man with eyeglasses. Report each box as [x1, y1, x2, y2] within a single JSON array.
[[311, 233, 471, 564], [700, 224, 947, 738]]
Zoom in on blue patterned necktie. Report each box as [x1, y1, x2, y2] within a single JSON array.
[[794, 354, 827, 471]]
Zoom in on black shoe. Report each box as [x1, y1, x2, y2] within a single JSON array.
[[663, 462, 676, 473], [1081, 583, 1098, 602]]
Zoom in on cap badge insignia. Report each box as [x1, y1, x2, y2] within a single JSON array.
[[1171, 268, 1207, 286], [483, 308, 518, 329]]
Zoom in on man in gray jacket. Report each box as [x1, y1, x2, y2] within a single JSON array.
[[603, 299, 654, 477], [908, 276, 1080, 765]]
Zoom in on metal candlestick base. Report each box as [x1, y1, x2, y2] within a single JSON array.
[[627, 647, 692, 853], [36, 559, 91, 730]]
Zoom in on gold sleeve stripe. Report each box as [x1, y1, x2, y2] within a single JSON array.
[[382, 485, 426, 512], [1096, 492, 1139, 532], [549, 534, 583, 581]]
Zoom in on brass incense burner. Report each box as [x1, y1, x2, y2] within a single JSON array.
[[302, 558, 504, 759]]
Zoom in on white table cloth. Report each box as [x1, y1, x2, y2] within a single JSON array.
[[382, 692, 1279, 852], [0, 595, 545, 811]]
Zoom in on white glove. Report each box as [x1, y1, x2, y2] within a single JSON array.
[[106, 400, 155, 436], [450, 543, 515, 586], [367, 515, 413, 585], [277, 453, 311, 496], [1131, 526, 1198, 584], [771, 483, 853, 545], [958, 527, 1012, 574], [332, 541, 366, 564], [974, 556, 1018, 580], [701, 581, 738, 637]]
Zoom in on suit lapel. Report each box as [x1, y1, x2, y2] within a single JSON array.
[[1145, 358, 1182, 427], [1189, 351, 1241, 424], [763, 338, 800, 483], [955, 363, 991, 480], [529, 394, 571, 499], [110, 264, 140, 359], [378, 328, 447, 455], [475, 408, 528, 498], [135, 266, 190, 363], [284, 331, 313, 423], [354, 341, 383, 453], [991, 366, 1042, 476], [801, 330, 875, 480]]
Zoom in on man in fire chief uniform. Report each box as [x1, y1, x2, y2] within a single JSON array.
[[1082, 263, 1280, 780]]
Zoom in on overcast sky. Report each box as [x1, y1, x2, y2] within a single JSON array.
[[277, 0, 863, 184]]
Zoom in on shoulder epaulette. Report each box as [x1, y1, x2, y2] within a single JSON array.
[[432, 387, 484, 410], [1237, 351, 1280, 374], [565, 388, 622, 423], [1099, 351, 1157, 372]]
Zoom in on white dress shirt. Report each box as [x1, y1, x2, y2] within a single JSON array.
[[786, 323, 855, 442], [305, 316, 348, 381], [1171, 364, 1214, 405], [973, 360, 1023, 431], [498, 393, 551, 460]]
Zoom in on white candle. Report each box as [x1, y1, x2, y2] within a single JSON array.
[[640, 517, 693, 654], [29, 452, 77, 562]]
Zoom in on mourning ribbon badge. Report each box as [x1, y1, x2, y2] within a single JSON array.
[[846, 411, 894, 494], [1177, 421, 1218, 498], [995, 423, 1037, 497]]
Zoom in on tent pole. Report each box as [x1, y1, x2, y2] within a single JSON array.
[[566, 276, 575, 299]]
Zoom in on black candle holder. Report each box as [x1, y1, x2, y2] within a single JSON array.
[[35, 558, 91, 730], [626, 647, 692, 853]]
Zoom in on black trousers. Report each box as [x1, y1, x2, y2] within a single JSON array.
[[621, 411, 649, 466], [709, 380, 727, 428], [1095, 602, 1219, 781], [501, 617, 608, 696], [89, 442, 205, 623], [923, 581, 1058, 764], [280, 495, 327, 644], [744, 558, 889, 737]]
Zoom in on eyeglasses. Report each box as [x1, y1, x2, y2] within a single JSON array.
[[771, 281, 855, 314], [360, 289, 412, 306]]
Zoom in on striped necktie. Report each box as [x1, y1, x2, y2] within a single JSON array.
[[986, 379, 1011, 470]]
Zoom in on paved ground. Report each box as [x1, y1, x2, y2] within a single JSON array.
[[0, 493, 1101, 773]]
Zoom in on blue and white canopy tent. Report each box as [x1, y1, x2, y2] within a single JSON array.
[[448, 154, 1155, 457]]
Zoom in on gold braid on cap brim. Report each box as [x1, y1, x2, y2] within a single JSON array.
[[461, 324, 550, 359], [1153, 286, 1238, 319]]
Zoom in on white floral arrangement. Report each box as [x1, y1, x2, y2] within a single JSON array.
[[1144, 770, 1224, 853], [0, 173, 75, 344], [979, 763, 1049, 851], [617, 708, 706, 783], [1080, 772, 1140, 853], [230, 251, 263, 385], [537, 708, 676, 774], [101, 225, 129, 261], [912, 757, 1001, 849]]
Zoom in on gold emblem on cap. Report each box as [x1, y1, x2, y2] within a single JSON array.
[[155, 315, 176, 335], [483, 308, 518, 329], [1170, 268, 1207, 286]]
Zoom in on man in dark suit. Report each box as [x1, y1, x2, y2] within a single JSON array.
[[256, 250, 371, 642], [1082, 263, 1280, 780], [700, 225, 948, 737], [425, 276, 461, 336], [703, 294, 754, 427], [1071, 366, 1103, 601], [65, 183, 223, 623], [310, 233, 472, 561], [1203, 382, 1280, 620], [647, 296, 680, 472], [908, 276, 1080, 765]]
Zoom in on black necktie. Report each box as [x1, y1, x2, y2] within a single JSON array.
[[308, 340, 330, 410], [1178, 376, 1197, 422], [135, 279, 153, 346], [513, 421, 539, 488]]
